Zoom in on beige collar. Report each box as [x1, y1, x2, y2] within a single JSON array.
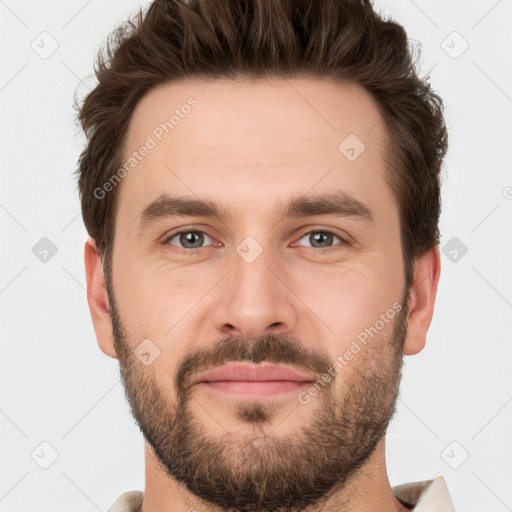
[[392, 476, 456, 511]]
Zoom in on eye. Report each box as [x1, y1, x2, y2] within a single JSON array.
[[163, 229, 215, 252], [162, 227, 349, 254], [294, 229, 347, 251]]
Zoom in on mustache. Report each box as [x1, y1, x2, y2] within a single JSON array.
[[175, 333, 333, 398]]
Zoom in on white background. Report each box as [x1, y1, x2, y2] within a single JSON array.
[[0, 0, 511, 511]]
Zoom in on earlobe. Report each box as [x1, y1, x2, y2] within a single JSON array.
[[84, 237, 117, 359], [402, 246, 441, 356]]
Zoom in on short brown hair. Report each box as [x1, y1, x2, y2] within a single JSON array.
[[75, 0, 448, 293]]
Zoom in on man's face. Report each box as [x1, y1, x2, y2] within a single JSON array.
[[108, 78, 409, 510]]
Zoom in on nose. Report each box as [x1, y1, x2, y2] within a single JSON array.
[[213, 245, 298, 340]]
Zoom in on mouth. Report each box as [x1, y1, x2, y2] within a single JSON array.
[[192, 363, 316, 397]]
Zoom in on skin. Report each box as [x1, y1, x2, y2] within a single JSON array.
[[84, 77, 441, 512]]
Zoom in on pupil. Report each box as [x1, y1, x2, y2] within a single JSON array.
[[312, 232, 332, 247], [181, 232, 202, 248]]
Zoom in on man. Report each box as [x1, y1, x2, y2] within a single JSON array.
[[76, 0, 454, 510]]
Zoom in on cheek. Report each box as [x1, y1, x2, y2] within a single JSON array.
[[291, 261, 400, 337], [113, 253, 200, 330], [285, 267, 403, 387], [113, 270, 213, 379]]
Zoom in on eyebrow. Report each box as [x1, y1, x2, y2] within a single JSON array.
[[138, 191, 376, 230]]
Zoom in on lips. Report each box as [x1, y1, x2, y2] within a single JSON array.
[[193, 363, 315, 384]]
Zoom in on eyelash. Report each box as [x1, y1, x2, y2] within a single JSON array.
[[161, 228, 349, 255]]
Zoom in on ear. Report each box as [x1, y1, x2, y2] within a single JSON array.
[[403, 246, 441, 356], [84, 237, 117, 359]]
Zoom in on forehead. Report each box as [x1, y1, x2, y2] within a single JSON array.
[[118, 77, 396, 229], [125, 77, 386, 161]]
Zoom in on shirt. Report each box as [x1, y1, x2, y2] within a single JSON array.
[[107, 476, 456, 512]]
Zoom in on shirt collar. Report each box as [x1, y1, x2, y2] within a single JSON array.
[[393, 476, 456, 511]]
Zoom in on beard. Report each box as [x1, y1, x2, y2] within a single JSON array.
[[108, 281, 408, 512]]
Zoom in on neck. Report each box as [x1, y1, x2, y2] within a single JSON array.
[[140, 437, 409, 512]]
